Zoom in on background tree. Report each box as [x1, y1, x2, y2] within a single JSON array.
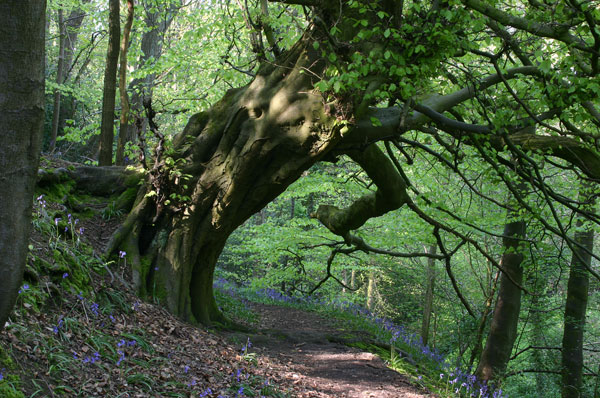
[[0, 0, 45, 329], [98, 0, 121, 166]]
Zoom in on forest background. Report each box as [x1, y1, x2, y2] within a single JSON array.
[[1, 1, 600, 397]]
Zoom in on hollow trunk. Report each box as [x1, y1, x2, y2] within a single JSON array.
[[110, 33, 338, 324]]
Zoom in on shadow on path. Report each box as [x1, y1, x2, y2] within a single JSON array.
[[226, 303, 435, 398]]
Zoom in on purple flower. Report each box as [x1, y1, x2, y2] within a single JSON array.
[[54, 217, 61, 226], [78, 227, 84, 235], [62, 272, 69, 279], [119, 250, 126, 258]]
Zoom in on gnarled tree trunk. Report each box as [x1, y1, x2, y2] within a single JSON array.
[[109, 33, 338, 324]]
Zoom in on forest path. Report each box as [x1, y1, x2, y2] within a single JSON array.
[[224, 302, 434, 398]]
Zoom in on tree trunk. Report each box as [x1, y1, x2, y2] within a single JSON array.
[[476, 216, 526, 381], [561, 188, 595, 398], [117, 0, 135, 165], [49, 8, 66, 152], [116, 0, 180, 165], [56, 1, 91, 143], [0, 0, 45, 330], [98, 0, 121, 166], [108, 32, 337, 324], [420, 245, 436, 346], [367, 269, 377, 311]]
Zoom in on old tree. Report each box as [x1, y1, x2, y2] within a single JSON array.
[[104, 0, 599, 386]]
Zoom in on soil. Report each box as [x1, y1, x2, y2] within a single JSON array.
[[223, 303, 435, 398]]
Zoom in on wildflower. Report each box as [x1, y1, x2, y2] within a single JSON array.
[[237, 386, 244, 396], [65, 226, 68, 233], [18, 284, 30, 294], [440, 373, 444, 379], [116, 350, 125, 365], [119, 250, 126, 258], [54, 217, 61, 226], [90, 302, 99, 316], [62, 272, 68, 278], [118, 339, 126, 347], [109, 314, 116, 322], [184, 365, 190, 373], [78, 227, 84, 235], [76, 292, 84, 300], [0, 368, 4, 381], [127, 340, 136, 347]]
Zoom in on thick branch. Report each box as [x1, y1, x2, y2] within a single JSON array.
[[311, 144, 409, 237], [462, 0, 593, 53]]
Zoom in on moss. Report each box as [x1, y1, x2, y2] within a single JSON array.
[[114, 187, 138, 212], [0, 343, 25, 398], [123, 170, 145, 188], [36, 178, 76, 204]]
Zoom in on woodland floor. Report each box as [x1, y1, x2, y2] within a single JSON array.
[[224, 303, 435, 398], [1, 186, 433, 397]]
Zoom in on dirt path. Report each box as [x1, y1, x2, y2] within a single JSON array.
[[226, 303, 434, 398]]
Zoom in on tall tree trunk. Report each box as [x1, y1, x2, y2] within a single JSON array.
[[421, 244, 436, 346], [476, 200, 527, 381], [49, 8, 66, 152], [56, 1, 91, 142], [117, 0, 135, 165], [0, 0, 45, 330], [367, 269, 377, 311], [469, 270, 500, 370], [108, 32, 337, 324], [99, 0, 121, 166], [561, 187, 595, 398], [116, 0, 180, 165]]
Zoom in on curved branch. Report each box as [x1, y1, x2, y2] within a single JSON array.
[[462, 0, 594, 53]]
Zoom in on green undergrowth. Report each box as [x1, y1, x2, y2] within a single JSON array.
[[212, 275, 501, 398], [1, 182, 295, 397]]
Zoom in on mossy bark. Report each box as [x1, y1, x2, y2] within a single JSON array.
[[109, 33, 340, 324]]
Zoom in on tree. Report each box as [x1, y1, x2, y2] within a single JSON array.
[[107, 0, 600, 341], [98, 0, 121, 166], [116, 0, 181, 166], [117, 0, 135, 165], [561, 185, 596, 398], [0, 1, 45, 329]]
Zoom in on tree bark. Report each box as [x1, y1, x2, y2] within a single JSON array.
[[116, 0, 180, 165], [0, 0, 45, 330], [476, 215, 526, 381], [561, 188, 595, 398], [49, 8, 66, 153], [421, 245, 436, 346], [117, 0, 135, 165], [108, 32, 337, 324], [99, 0, 121, 166]]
